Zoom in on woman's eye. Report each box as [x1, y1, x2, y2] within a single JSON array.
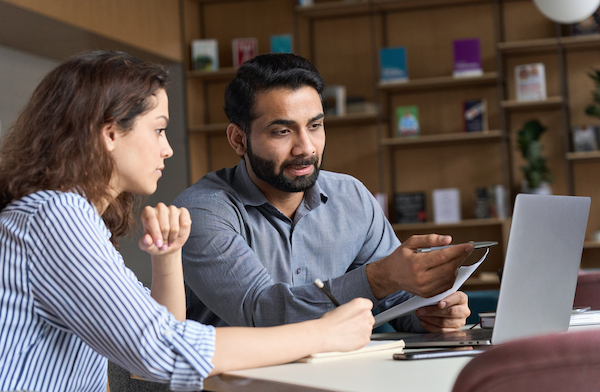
[[156, 128, 166, 135]]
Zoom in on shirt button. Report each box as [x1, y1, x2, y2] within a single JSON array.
[[296, 268, 301, 274]]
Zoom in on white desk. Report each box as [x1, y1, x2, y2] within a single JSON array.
[[203, 325, 600, 392]]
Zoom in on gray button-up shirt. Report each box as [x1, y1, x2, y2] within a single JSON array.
[[174, 160, 423, 332]]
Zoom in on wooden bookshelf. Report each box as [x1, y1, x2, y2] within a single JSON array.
[[381, 129, 502, 147], [325, 112, 379, 126], [392, 218, 507, 232], [186, 67, 237, 81], [378, 72, 498, 92], [500, 96, 563, 110], [567, 151, 600, 162]]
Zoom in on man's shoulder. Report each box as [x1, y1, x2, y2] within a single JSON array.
[[317, 171, 370, 195], [173, 167, 240, 208]]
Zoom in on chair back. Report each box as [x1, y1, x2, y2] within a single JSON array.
[[573, 270, 600, 310], [452, 328, 600, 392]]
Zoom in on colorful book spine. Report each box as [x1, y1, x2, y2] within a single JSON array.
[[232, 38, 258, 68], [453, 38, 483, 78], [380, 47, 408, 83]]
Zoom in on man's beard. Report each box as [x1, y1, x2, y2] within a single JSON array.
[[246, 138, 323, 193]]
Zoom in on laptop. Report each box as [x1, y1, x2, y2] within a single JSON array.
[[401, 194, 590, 348]]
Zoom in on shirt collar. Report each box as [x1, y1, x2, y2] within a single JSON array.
[[232, 159, 329, 210]]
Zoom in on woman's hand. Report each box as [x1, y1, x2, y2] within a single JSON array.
[[138, 203, 191, 255], [317, 298, 375, 353]]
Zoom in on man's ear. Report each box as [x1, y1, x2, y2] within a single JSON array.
[[101, 123, 117, 152], [226, 123, 247, 157]]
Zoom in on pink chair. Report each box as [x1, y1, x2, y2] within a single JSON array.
[[573, 270, 600, 310], [452, 329, 600, 392]]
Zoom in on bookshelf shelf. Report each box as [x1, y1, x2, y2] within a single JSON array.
[[380, 129, 503, 148], [378, 72, 498, 92], [500, 96, 563, 110], [186, 67, 237, 81], [392, 218, 508, 232], [498, 34, 600, 54], [584, 241, 600, 249], [567, 151, 600, 162]]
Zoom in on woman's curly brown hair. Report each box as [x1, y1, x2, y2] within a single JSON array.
[[0, 51, 169, 245]]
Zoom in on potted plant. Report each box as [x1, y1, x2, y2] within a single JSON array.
[[517, 119, 553, 194], [585, 69, 600, 119]]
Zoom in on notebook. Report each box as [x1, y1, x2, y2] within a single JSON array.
[[400, 194, 590, 348]]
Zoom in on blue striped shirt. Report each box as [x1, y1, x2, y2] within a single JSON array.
[[0, 190, 215, 392]]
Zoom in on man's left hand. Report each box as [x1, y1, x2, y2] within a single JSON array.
[[415, 291, 470, 332]]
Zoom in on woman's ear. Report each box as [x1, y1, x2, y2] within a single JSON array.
[[226, 123, 247, 157], [102, 123, 117, 152]]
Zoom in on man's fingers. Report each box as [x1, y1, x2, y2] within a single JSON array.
[[402, 234, 453, 249], [438, 291, 468, 309]]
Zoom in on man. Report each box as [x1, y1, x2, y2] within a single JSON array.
[[174, 53, 472, 332]]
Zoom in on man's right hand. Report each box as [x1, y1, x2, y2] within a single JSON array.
[[365, 234, 473, 299]]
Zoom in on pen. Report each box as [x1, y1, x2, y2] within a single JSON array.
[[315, 278, 340, 306]]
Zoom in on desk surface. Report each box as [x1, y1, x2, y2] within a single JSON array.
[[203, 324, 600, 392]]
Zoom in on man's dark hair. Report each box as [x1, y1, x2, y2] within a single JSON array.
[[224, 53, 325, 135]]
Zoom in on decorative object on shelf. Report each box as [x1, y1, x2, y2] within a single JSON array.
[[270, 34, 293, 53], [515, 63, 547, 102], [232, 37, 258, 68], [584, 69, 600, 122], [297, 0, 314, 6], [533, 0, 600, 24], [432, 188, 461, 224], [517, 120, 553, 195], [452, 38, 483, 78], [570, 11, 600, 35], [463, 99, 488, 132], [571, 125, 598, 152], [322, 85, 347, 116], [393, 192, 426, 224], [379, 46, 408, 83], [474, 187, 491, 219], [395, 105, 420, 137], [191, 39, 219, 71]]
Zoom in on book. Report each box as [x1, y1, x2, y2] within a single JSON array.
[[297, 0, 314, 6], [572, 125, 598, 152], [380, 46, 408, 83], [479, 310, 600, 329], [570, 11, 600, 35], [270, 34, 293, 53], [232, 38, 258, 68], [463, 99, 487, 132], [515, 63, 547, 101], [474, 185, 507, 219], [190, 39, 219, 71], [295, 340, 405, 363], [322, 85, 347, 116], [453, 38, 483, 78], [394, 192, 426, 224], [432, 188, 461, 224], [396, 105, 420, 137]]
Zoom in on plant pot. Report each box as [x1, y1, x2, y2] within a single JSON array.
[[521, 180, 552, 195]]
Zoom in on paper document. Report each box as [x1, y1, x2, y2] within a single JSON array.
[[295, 340, 405, 363], [374, 249, 489, 328]]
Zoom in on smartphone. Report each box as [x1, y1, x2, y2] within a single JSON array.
[[416, 241, 498, 253], [393, 347, 486, 360]]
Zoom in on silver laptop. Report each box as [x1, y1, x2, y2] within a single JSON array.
[[401, 194, 590, 348]]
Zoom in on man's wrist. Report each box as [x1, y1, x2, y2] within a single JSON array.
[[365, 260, 395, 300]]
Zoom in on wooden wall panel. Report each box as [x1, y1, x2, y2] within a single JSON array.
[[384, 3, 496, 79], [573, 161, 600, 238], [502, 0, 555, 42], [321, 124, 380, 192], [312, 15, 376, 102], [3, 0, 182, 61]]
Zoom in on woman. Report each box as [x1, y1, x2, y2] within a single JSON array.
[[0, 51, 374, 392]]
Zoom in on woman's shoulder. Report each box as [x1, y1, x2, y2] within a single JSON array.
[[5, 190, 97, 218]]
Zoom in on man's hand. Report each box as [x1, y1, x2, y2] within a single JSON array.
[[366, 234, 474, 299], [416, 291, 470, 332]]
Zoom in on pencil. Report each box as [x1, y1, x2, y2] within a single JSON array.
[[315, 278, 341, 306]]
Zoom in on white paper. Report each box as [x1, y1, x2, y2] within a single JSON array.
[[374, 249, 489, 328]]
